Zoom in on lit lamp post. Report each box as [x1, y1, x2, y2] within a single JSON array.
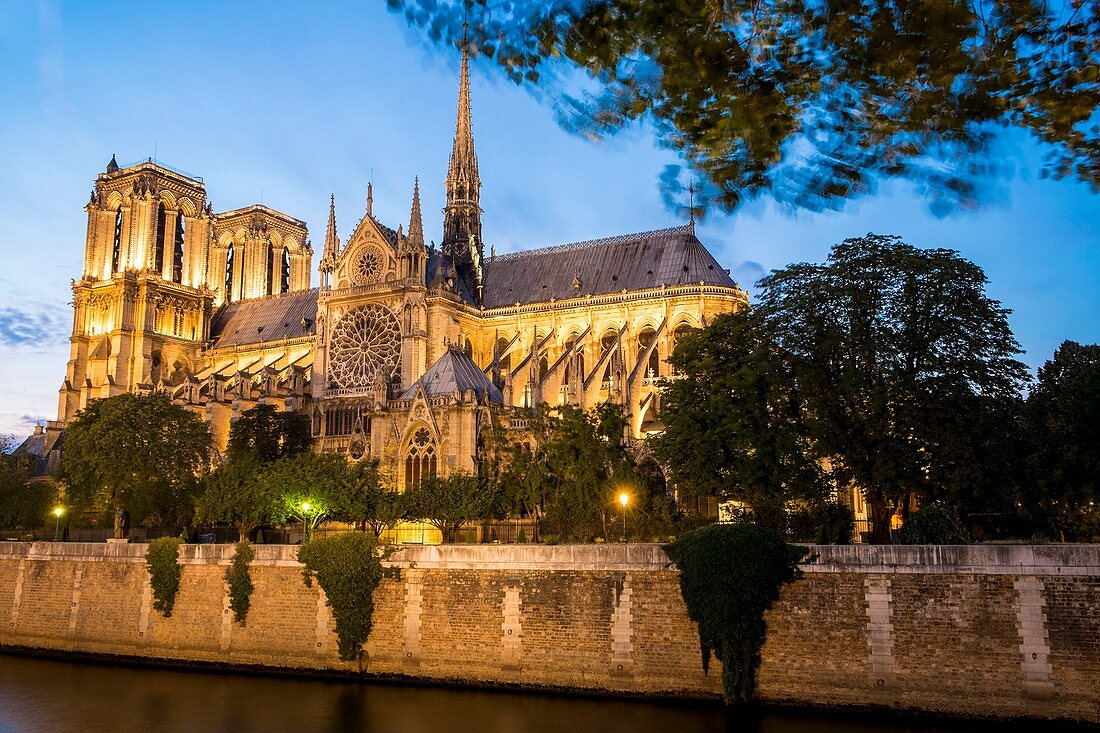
[[618, 492, 629, 543], [300, 502, 311, 543], [52, 506, 64, 542]]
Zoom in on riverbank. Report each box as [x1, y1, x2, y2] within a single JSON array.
[[0, 542, 1096, 725]]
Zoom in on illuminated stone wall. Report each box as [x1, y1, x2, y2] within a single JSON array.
[[0, 543, 1096, 724]]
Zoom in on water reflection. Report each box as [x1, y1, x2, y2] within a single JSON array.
[[0, 653, 1053, 733]]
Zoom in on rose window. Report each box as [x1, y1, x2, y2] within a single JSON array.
[[353, 248, 383, 284], [327, 304, 401, 389]]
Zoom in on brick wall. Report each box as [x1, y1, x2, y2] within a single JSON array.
[[0, 542, 1096, 724]]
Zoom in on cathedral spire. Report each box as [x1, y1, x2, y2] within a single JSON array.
[[409, 176, 425, 248], [323, 194, 339, 260], [443, 34, 484, 304]]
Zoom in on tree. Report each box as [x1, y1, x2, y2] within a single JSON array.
[[756, 234, 1029, 542], [1022, 341, 1100, 540], [406, 471, 501, 543], [194, 453, 276, 541], [494, 403, 651, 540], [392, 0, 1099, 213], [226, 404, 312, 463], [57, 394, 212, 531], [0, 436, 54, 531], [651, 311, 827, 528]]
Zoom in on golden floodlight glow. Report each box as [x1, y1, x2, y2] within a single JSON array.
[[53, 507, 64, 518], [301, 502, 311, 513], [618, 492, 629, 507]]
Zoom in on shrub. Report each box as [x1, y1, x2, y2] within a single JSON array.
[[814, 502, 855, 545], [516, 527, 527, 544], [897, 503, 970, 544], [664, 523, 806, 704], [146, 537, 184, 618], [226, 540, 255, 625], [298, 532, 398, 661]]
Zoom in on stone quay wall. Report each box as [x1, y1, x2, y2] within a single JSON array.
[[0, 541, 1096, 724]]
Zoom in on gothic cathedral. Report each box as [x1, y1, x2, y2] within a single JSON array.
[[49, 48, 749, 489]]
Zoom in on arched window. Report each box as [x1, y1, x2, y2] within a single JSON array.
[[224, 245, 235, 302], [638, 327, 659, 378], [600, 329, 617, 385], [281, 248, 291, 294], [463, 337, 473, 359], [537, 356, 548, 382], [111, 208, 123, 275], [563, 335, 582, 386], [405, 427, 437, 491], [172, 213, 185, 283], [266, 242, 275, 296], [671, 323, 694, 373], [495, 337, 510, 373], [154, 204, 168, 274]]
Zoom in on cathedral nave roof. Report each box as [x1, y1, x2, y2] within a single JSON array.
[[208, 289, 319, 349]]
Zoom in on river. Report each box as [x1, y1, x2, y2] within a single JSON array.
[[0, 653, 1059, 733]]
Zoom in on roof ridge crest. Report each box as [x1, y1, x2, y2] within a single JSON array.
[[492, 224, 693, 262]]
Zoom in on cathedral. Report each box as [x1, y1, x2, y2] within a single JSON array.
[[45, 48, 748, 489]]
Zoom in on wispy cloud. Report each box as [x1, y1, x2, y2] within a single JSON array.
[[0, 305, 69, 348]]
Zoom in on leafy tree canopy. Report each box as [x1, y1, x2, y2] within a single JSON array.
[[0, 435, 54, 530], [1022, 340, 1100, 540], [407, 471, 503, 542], [391, 0, 1099, 213], [57, 393, 212, 529], [651, 311, 827, 527], [756, 234, 1029, 541], [227, 404, 312, 463]]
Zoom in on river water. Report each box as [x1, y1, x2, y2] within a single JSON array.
[[0, 653, 1057, 733]]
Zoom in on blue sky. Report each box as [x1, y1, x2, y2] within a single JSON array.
[[0, 0, 1097, 438]]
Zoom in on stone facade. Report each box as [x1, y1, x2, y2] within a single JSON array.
[[42, 47, 748, 488], [0, 542, 1096, 724]]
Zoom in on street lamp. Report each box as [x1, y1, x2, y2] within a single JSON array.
[[301, 502, 311, 543], [52, 506, 64, 542], [618, 492, 629, 543]]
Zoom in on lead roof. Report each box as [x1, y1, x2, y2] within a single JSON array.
[[207, 225, 737, 349]]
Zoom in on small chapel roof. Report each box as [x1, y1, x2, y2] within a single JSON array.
[[401, 347, 503, 403], [208, 289, 319, 349], [480, 224, 737, 308]]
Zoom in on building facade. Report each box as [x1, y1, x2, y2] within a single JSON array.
[[46, 48, 748, 488]]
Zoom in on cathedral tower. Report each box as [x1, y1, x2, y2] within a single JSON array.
[[441, 43, 484, 304], [58, 157, 215, 423]]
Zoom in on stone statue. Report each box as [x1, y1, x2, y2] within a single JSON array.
[[113, 506, 125, 540]]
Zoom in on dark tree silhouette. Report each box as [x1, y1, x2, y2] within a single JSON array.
[[391, 0, 1099, 213]]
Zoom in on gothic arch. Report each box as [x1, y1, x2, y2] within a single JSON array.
[[157, 190, 178, 210], [177, 197, 198, 217], [402, 423, 439, 491], [105, 191, 125, 210]]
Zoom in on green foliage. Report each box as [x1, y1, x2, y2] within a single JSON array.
[[897, 503, 970, 545], [298, 532, 398, 661], [0, 439, 54, 530], [406, 471, 502, 543], [813, 502, 855, 545], [1021, 341, 1100, 541], [195, 453, 273, 540], [652, 311, 827, 528], [516, 527, 527, 544], [57, 393, 212, 530], [394, 0, 1099, 213], [227, 404, 312, 463], [146, 537, 184, 618], [495, 403, 662, 541], [757, 234, 1029, 542], [226, 540, 254, 624], [665, 524, 806, 704], [255, 452, 390, 539]]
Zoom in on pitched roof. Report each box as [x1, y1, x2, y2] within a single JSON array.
[[480, 225, 737, 308], [401, 347, 503, 403], [209, 289, 319, 349]]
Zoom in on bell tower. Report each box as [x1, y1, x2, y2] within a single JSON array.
[[57, 156, 215, 423]]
